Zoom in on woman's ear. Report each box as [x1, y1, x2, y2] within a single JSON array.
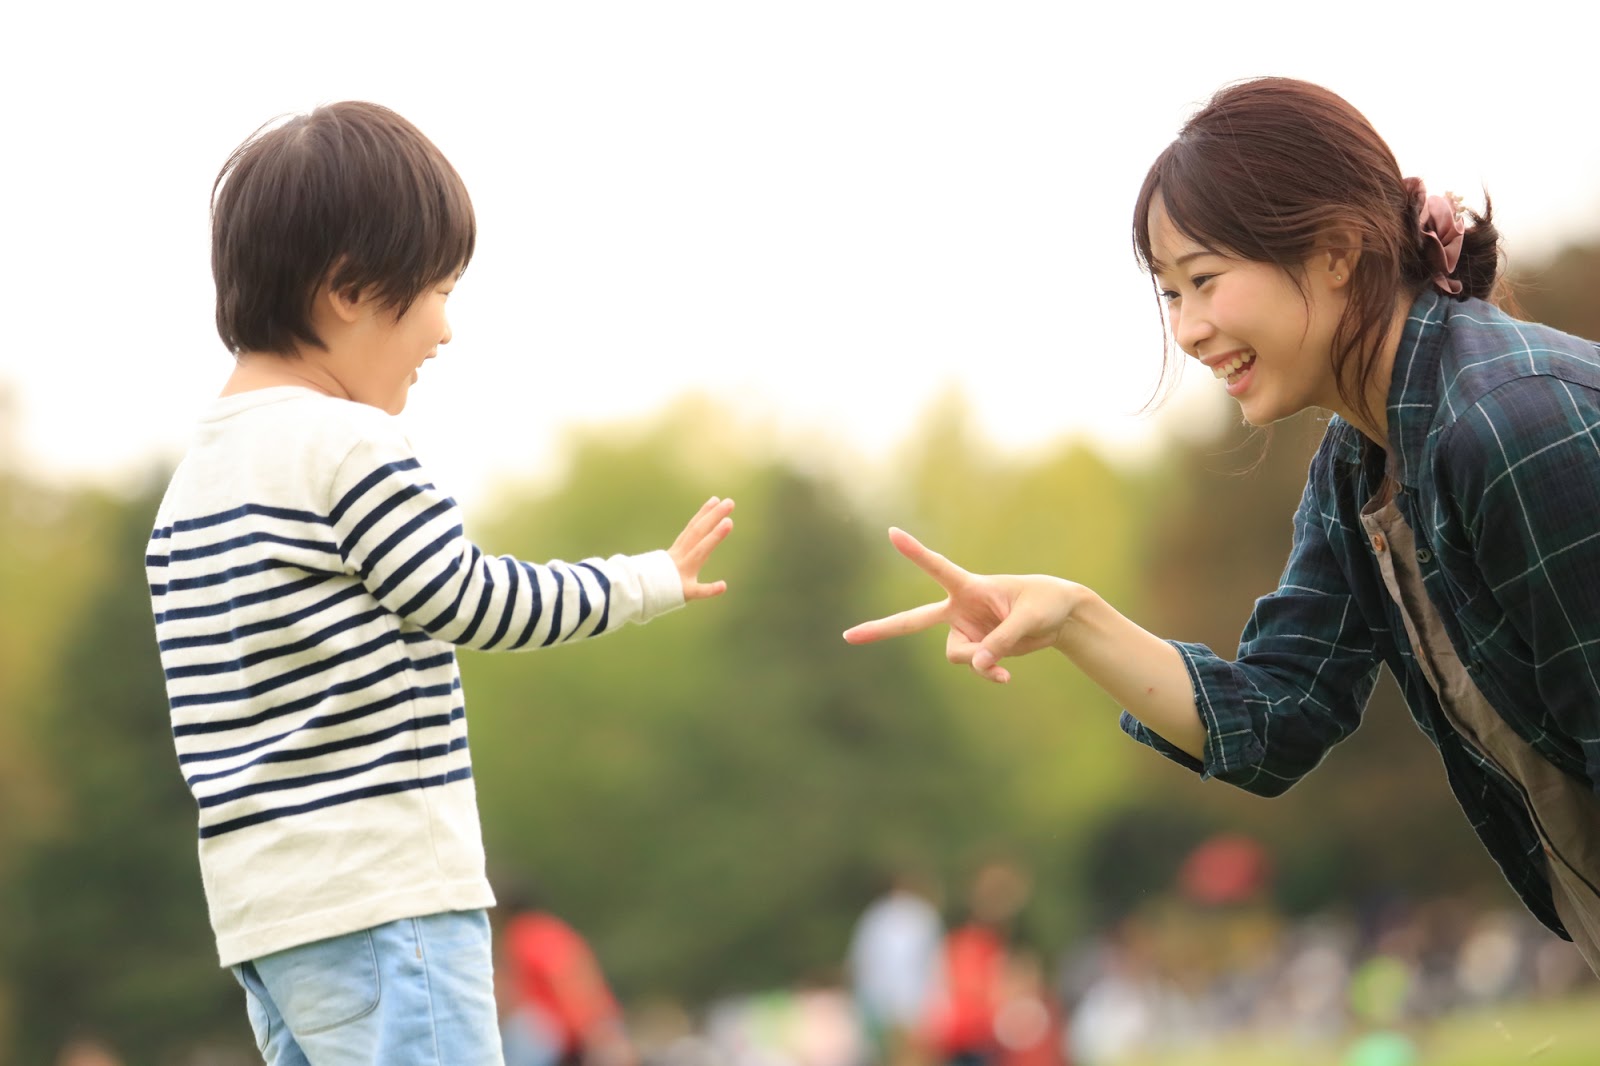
[[1317, 227, 1362, 290]]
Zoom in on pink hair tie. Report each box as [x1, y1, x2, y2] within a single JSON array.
[[1402, 177, 1466, 296]]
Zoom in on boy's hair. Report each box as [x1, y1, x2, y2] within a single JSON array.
[[1130, 77, 1504, 428], [211, 101, 476, 356]]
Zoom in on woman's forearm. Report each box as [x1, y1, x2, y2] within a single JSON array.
[[1056, 589, 1207, 760]]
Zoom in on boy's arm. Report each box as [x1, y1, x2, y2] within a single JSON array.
[[329, 437, 731, 650]]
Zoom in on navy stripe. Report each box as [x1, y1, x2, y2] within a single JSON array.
[[330, 458, 422, 525], [421, 546, 483, 634], [169, 530, 339, 565], [164, 608, 389, 680], [161, 557, 302, 595], [198, 747, 467, 811], [454, 559, 496, 645], [483, 558, 520, 650], [540, 568, 566, 647], [371, 525, 457, 602], [574, 570, 593, 631], [359, 500, 453, 580], [510, 562, 546, 649], [580, 562, 612, 636], [339, 481, 426, 558], [158, 585, 367, 652], [169, 629, 404, 708], [172, 650, 453, 736], [177, 685, 457, 763], [155, 574, 328, 624], [408, 545, 473, 622], [186, 710, 461, 785], [152, 504, 329, 543], [198, 766, 474, 839]]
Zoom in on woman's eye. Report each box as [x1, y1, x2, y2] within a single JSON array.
[[1160, 289, 1180, 303], [1191, 274, 1215, 290]]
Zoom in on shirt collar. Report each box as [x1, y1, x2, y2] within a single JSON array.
[[1332, 289, 1451, 484]]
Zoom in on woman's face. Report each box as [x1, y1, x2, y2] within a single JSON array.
[[1147, 194, 1352, 427]]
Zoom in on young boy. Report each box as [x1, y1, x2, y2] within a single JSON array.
[[146, 101, 734, 1064]]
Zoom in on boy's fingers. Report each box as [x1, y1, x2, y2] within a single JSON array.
[[684, 517, 733, 567], [683, 579, 728, 602], [887, 527, 970, 592], [695, 497, 735, 531], [675, 497, 734, 551], [842, 599, 948, 644]]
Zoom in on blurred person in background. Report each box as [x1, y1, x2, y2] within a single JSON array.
[[498, 889, 637, 1066], [847, 866, 945, 1066], [846, 75, 1600, 981], [924, 860, 1032, 1066]]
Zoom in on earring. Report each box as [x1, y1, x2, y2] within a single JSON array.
[[1334, 273, 1344, 282]]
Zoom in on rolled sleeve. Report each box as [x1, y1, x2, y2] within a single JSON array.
[[1120, 436, 1383, 797], [1120, 640, 1265, 777]]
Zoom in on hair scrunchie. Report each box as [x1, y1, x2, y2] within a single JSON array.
[[1402, 177, 1466, 296]]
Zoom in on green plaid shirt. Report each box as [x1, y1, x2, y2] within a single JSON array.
[[1124, 289, 1600, 936]]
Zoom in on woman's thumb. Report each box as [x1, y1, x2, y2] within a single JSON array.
[[972, 613, 1029, 675]]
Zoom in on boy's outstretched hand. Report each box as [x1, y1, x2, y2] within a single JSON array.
[[670, 496, 736, 601], [842, 527, 1084, 684]]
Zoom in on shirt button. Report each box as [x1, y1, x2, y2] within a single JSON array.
[[1416, 548, 1432, 564], [1370, 533, 1387, 553]]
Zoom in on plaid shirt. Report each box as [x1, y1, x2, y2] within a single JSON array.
[[1123, 289, 1600, 936]]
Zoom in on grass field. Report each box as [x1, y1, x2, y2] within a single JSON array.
[[1118, 991, 1599, 1066]]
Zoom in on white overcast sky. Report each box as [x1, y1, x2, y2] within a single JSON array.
[[3, 1, 1594, 504]]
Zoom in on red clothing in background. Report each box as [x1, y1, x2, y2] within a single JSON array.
[[503, 911, 622, 1056], [926, 923, 1005, 1058]]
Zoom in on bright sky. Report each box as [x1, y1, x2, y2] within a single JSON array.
[[4, 1, 1593, 505]]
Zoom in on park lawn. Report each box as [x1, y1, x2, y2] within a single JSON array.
[[1118, 991, 1599, 1066]]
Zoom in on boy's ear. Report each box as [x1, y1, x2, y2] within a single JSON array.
[[323, 280, 366, 324]]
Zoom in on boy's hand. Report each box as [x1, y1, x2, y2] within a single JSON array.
[[842, 527, 1083, 683], [670, 496, 735, 601]]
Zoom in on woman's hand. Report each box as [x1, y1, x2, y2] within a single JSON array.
[[843, 527, 1085, 683]]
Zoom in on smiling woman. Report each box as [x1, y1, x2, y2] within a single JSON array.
[[847, 76, 1600, 981]]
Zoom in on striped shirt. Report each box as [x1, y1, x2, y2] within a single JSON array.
[[147, 387, 683, 966], [1122, 289, 1600, 936]]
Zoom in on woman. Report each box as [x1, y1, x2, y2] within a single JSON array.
[[845, 77, 1600, 973]]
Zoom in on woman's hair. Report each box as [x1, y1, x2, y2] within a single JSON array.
[[1131, 77, 1504, 426], [211, 101, 476, 356]]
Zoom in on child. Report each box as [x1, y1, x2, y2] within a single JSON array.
[[146, 101, 734, 1064], [845, 77, 1600, 976]]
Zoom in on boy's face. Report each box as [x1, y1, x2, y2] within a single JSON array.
[[338, 278, 456, 415]]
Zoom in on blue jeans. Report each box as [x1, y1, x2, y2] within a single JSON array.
[[232, 910, 503, 1065]]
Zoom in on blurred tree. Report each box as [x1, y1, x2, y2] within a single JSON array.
[[464, 408, 1005, 1002], [1513, 242, 1600, 344], [875, 394, 1158, 952], [6, 478, 242, 1065]]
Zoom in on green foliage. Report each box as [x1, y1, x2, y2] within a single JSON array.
[[8, 267, 1600, 1057], [465, 421, 1009, 1001], [6, 479, 241, 1065]]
